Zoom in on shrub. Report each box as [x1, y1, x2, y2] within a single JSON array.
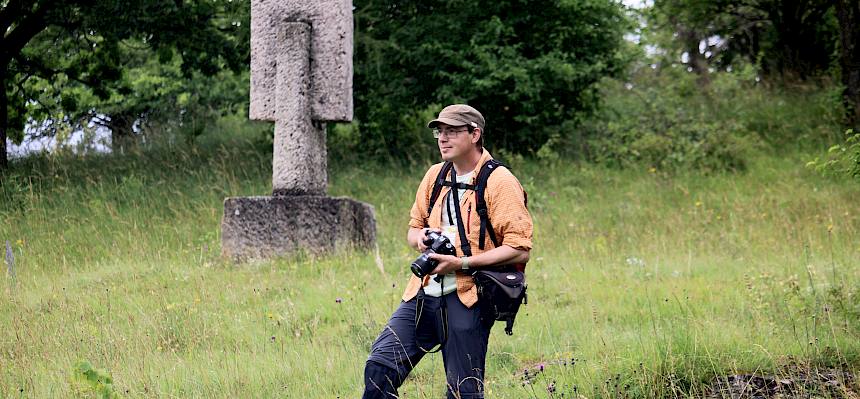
[[556, 63, 844, 172], [328, 105, 439, 166], [570, 68, 753, 172], [807, 129, 860, 180]]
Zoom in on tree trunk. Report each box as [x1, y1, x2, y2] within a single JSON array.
[[108, 110, 138, 152], [680, 29, 710, 86], [836, 0, 860, 131], [1, 71, 8, 171]]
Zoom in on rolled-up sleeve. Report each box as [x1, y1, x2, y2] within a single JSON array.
[[486, 169, 533, 251]]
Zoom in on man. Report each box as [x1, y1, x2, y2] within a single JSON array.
[[362, 104, 533, 398]]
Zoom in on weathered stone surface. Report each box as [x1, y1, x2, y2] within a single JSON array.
[[225, 0, 375, 260], [250, 0, 353, 122], [271, 22, 327, 195], [221, 196, 376, 260]]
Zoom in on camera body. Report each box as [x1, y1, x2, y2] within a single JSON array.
[[411, 231, 456, 277]]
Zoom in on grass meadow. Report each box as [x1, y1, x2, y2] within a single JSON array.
[[1, 130, 859, 397]]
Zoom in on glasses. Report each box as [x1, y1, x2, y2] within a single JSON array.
[[432, 127, 471, 138]]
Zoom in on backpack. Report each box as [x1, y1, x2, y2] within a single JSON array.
[[426, 159, 528, 335]]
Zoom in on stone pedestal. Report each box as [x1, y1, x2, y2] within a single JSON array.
[[220, 1, 376, 260], [221, 196, 376, 260]]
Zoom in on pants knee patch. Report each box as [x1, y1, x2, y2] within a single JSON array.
[[363, 361, 401, 398]]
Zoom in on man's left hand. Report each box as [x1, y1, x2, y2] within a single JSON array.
[[428, 254, 462, 275]]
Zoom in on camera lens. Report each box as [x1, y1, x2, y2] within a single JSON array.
[[411, 253, 432, 277]]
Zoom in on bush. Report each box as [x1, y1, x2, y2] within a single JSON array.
[[571, 67, 753, 172], [807, 129, 860, 180], [557, 63, 845, 172], [328, 105, 439, 166]]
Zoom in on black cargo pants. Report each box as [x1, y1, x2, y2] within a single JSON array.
[[363, 293, 493, 398]]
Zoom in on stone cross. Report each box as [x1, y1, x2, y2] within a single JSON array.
[[250, 0, 353, 195], [220, 0, 376, 260]]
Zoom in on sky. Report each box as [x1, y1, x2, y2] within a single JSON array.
[[623, 0, 653, 8]]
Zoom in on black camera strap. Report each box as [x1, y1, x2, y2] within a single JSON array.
[[413, 165, 477, 353], [414, 166, 471, 353], [415, 285, 448, 353], [448, 166, 472, 257]]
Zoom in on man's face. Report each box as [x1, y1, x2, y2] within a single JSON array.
[[435, 123, 476, 162]]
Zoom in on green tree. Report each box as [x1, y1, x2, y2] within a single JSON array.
[[352, 0, 629, 159], [836, 0, 860, 130], [648, 0, 838, 80], [1, 0, 248, 169]]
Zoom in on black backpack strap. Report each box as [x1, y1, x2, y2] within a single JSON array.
[[425, 162, 453, 228], [441, 181, 475, 191], [475, 160, 505, 250]]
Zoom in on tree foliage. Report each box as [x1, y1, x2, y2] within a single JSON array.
[[807, 129, 860, 180], [647, 0, 860, 135], [648, 0, 838, 79], [835, 0, 860, 131], [351, 0, 630, 159], [1, 0, 248, 169]]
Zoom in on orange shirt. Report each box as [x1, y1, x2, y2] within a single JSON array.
[[402, 150, 533, 307]]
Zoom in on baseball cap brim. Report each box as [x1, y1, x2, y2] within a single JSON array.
[[427, 117, 472, 128]]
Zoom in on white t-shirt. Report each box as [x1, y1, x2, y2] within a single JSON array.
[[423, 170, 473, 297]]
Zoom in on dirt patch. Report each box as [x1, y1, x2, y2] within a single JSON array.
[[707, 368, 858, 398]]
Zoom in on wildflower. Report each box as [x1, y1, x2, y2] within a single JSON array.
[[625, 257, 645, 268], [4, 241, 14, 278], [336, 297, 343, 303], [695, 201, 702, 207]]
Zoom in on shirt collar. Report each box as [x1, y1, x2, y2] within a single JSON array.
[[466, 149, 494, 182]]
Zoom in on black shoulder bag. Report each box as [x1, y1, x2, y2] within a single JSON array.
[[473, 267, 527, 335]]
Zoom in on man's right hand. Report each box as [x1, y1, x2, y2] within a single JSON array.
[[409, 227, 441, 252]]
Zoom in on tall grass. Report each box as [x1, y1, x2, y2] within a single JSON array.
[[1, 122, 858, 397]]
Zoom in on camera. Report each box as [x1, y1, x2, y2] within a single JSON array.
[[411, 230, 456, 278]]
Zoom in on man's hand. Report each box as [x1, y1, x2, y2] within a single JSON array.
[[409, 227, 441, 252], [430, 245, 530, 274], [428, 253, 462, 275]]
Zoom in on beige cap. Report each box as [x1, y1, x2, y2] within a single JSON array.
[[427, 104, 485, 130]]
